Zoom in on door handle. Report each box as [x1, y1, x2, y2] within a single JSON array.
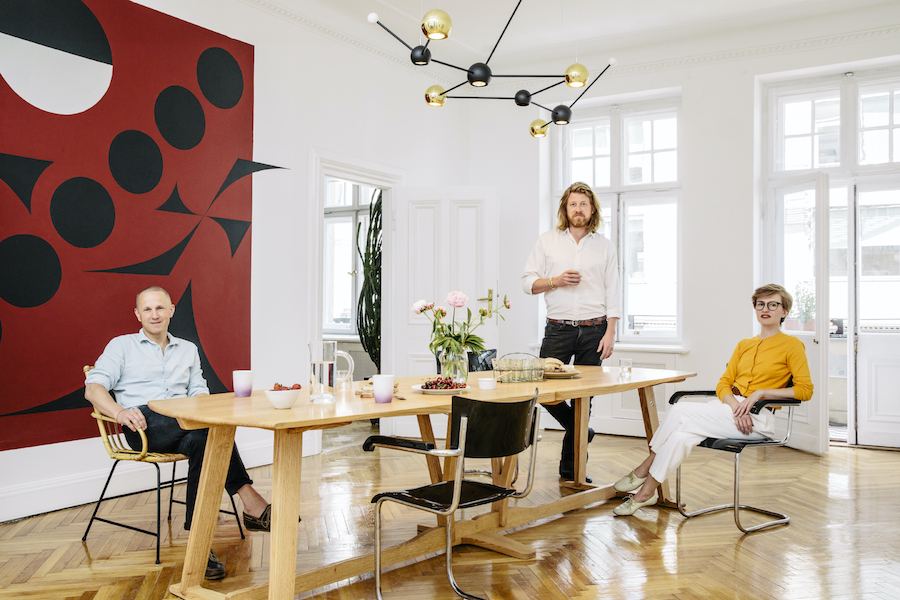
[[477, 288, 494, 312]]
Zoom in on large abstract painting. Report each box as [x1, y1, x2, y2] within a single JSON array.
[[0, 0, 275, 451]]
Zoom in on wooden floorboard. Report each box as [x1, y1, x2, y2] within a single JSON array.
[[1, 422, 898, 599]]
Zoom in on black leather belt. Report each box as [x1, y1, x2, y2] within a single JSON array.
[[547, 316, 607, 327]]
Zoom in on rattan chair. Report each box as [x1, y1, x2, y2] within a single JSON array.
[[669, 389, 802, 533], [81, 366, 244, 564], [364, 390, 540, 600]]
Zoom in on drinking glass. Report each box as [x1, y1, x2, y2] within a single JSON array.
[[309, 341, 354, 403], [619, 358, 633, 378], [532, 358, 545, 381]]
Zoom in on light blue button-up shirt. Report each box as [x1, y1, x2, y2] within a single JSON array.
[[86, 330, 209, 409]]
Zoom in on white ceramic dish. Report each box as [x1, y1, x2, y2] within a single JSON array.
[[412, 384, 470, 395], [477, 378, 497, 390], [543, 370, 582, 379], [264, 388, 300, 409]]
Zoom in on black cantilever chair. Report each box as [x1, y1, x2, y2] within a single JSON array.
[[363, 390, 540, 600], [669, 390, 802, 533]]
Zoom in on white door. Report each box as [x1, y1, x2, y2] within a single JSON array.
[[381, 186, 500, 437], [855, 181, 900, 447], [769, 172, 830, 455]]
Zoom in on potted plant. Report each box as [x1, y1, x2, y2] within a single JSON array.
[[791, 280, 815, 330]]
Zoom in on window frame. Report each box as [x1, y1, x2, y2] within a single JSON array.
[[553, 96, 683, 346]]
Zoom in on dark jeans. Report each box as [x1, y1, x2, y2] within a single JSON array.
[[539, 320, 607, 470], [124, 405, 253, 530]]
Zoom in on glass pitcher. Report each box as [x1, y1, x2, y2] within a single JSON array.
[[308, 341, 354, 403]]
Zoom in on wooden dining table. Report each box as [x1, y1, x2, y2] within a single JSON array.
[[150, 365, 695, 600]]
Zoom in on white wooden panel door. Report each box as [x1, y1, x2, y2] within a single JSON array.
[[771, 172, 830, 455], [381, 186, 499, 437]]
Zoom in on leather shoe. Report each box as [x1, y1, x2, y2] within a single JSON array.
[[613, 491, 658, 516], [243, 504, 302, 533], [613, 470, 647, 493], [206, 550, 226, 580]]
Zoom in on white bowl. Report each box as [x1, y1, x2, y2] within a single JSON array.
[[264, 389, 300, 409], [478, 378, 497, 390]]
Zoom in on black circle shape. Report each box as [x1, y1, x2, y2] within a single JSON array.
[[467, 62, 492, 87], [410, 45, 431, 65], [155, 86, 206, 150], [515, 90, 531, 106], [50, 177, 115, 248], [197, 47, 243, 109], [109, 130, 164, 194], [0, 235, 62, 308], [552, 104, 572, 124]]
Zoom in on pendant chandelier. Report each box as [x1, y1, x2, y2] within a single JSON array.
[[368, 0, 615, 137]]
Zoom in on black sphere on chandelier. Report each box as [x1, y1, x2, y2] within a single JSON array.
[[467, 62, 492, 87], [411, 45, 432, 65], [552, 104, 572, 125], [515, 90, 532, 106]]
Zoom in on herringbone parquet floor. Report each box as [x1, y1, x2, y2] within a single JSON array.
[[1, 422, 898, 600]]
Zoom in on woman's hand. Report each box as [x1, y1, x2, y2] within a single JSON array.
[[724, 394, 755, 435]]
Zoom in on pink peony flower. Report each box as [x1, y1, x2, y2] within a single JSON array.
[[435, 306, 448, 317], [446, 291, 468, 308], [425, 302, 434, 309], [479, 307, 488, 317], [504, 298, 511, 309], [412, 299, 427, 314]]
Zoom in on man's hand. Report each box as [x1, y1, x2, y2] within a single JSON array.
[[555, 270, 582, 287], [115, 407, 147, 432], [597, 332, 615, 360]]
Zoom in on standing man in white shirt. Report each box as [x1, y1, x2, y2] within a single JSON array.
[[522, 182, 620, 482]]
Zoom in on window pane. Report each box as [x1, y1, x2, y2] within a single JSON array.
[[594, 124, 610, 155], [814, 97, 840, 134], [623, 200, 677, 337], [572, 128, 592, 158], [860, 130, 889, 165], [325, 178, 352, 207], [784, 100, 811, 135], [858, 189, 900, 329], [627, 153, 651, 185], [571, 159, 593, 186], [894, 128, 900, 162], [594, 157, 610, 188], [784, 136, 812, 170], [895, 91, 899, 124], [781, 188, 817, 332], [654, 151, 677, 182], [628, 120, 651, 153], [861, 92, 890, 128], [323, 217, 354, 330], [359, 185, 377, 206], [654, 118, 677, 150], [815, 133, 839, 167]]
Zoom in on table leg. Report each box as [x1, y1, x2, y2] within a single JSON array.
[[269, 428, 304, 600], [638, 386, 673, 504], [416, 415, 441, 482], [563, 396, 593, 490], [173, 425, 235, 595]]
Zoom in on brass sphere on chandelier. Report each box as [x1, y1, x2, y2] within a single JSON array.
[[421, 9, 452, 40], [530, 119, 549, 138], [565, 63, 589, 87], [425, 85, 447, 106]]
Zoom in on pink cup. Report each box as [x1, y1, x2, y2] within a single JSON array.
[[372, 375, 394, 404], [233, 370, 253, 397]]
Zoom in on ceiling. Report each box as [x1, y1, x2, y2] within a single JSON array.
[[290, 0, 894, 73]]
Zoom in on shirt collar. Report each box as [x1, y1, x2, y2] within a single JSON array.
[[137, 329, 177, 346]]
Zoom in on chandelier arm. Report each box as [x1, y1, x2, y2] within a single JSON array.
[[531, 80, 566, 96], [445, 96, 515, 100], [532, 102, 553, 112], [486, 0, 523, 65], [444, 81, 469, 94], [570, 63, 612, 108], [432, 59, 469, 72], [375, 21, 413, 51], [491, 74, 565, 78]]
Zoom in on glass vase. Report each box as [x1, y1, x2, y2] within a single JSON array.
[[439, 348, 469, 384]]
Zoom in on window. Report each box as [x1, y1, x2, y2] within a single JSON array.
[[558, 100, 682, 343], [776, 91, 840, 171], [323, 178, 380, 334], [859, 82, 900, 166]]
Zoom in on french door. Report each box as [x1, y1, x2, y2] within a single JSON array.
[[768, 172, 830, 455]]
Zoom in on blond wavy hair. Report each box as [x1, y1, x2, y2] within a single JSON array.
[[556, 182, 603, 233]]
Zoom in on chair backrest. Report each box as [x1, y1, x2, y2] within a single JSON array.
[[448, 392, 537, 459]]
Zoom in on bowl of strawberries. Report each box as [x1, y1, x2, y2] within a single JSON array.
[[265, 383, 302, 409]]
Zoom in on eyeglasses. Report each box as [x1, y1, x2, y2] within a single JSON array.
[[754, 301, 783, 311]]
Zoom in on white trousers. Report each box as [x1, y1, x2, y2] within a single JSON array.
[[648, 399, 775, 484]]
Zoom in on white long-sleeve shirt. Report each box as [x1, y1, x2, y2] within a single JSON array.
[[521, 229, 621, 321]]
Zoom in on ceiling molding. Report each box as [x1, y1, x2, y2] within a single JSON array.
[[240, 0, 900, 93]]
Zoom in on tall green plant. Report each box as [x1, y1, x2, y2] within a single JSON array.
[[356, 189, 382, 371]]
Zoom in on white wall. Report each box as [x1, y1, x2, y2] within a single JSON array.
[[0, 0, 470, 523]]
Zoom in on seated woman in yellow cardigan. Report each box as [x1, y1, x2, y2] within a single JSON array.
[[612, 283, 814, 516]]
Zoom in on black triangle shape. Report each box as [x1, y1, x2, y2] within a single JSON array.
[[91, 224, 199, 275], [0, 387, 91, 416], [157, 184, 196, 215], [208, 216, 250, 257], [0, 153, 53, 213], [169, 282, 227, 394], [212, 158, 283, 203]]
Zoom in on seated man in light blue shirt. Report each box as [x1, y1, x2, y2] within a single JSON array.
[[85, 286, 276, 580]]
